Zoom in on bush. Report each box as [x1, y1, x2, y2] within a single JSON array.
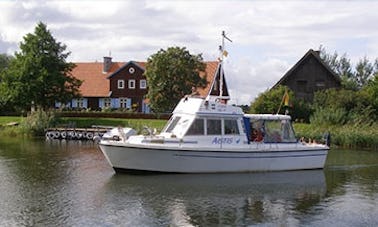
[[310, 107, 348, 126], [20, 109, 57, 136]]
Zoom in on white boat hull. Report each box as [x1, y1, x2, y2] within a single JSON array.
[[99, 142, 328, 173]]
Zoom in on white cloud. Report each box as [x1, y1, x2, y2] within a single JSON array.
[[225, 57, 290, 105]]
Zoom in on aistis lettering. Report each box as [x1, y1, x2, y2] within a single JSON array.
[[212, 137, 233, 144]]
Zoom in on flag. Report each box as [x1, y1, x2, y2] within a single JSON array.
[[283, 89, 289, 106]]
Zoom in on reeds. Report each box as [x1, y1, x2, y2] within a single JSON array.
[[294, 123, 378, 150]]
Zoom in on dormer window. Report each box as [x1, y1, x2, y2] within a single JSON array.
[[118, 80, 125, 89], [128, 79, 136, 89]]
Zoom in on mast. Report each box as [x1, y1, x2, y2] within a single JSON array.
[[219, 31, 232, 98], [206, 31, 232, 102]]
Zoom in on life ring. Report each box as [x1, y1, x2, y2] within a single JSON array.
[[53, 131, 60, 139], [86, 132, 94, 140], [75, 132, 83, 140], [46, 131, 55, 139], [67, 131, 74, 139], [61, 131, 67, 139]]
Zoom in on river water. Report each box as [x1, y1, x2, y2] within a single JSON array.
[[0, 138, 377, 227]]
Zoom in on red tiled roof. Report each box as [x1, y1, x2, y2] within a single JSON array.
[[198, 61, 219, 97], [71, 60, 219, 97], [71, 62, 124, 97]]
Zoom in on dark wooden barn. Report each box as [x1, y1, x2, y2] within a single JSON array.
[[273, 49, 341, 101]]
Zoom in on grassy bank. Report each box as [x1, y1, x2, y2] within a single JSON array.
[[56, 117, 167, 132], [294, 123, 378, 150], [0, 116, 22, 126], [0, 116, 167, 137]]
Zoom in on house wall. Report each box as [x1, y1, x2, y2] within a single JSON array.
[[280, 55, 340, 101], [109, 63, 148, 112], [56, 61, 151, 112]]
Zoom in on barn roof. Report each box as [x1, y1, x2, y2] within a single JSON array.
[[273, 49, 341, 88]]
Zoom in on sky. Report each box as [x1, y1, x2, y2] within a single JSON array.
[[1, 0, 378, 105]]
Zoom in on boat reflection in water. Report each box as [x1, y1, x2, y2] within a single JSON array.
[[101, 170, 326, 226]]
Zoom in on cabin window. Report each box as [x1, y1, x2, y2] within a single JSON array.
[[128, 79, 136, 89], [140, 79, 147, 89], [250, 120, 264, 142], [264, 120, 296, 143], [224, 119, 239, 135], [264, 121, 282, 142], [207, 119, 221, 135], [104, 98, 111, 107], [164, 116, 181, 133], [281, 120, 296, 142], [186, 118, 204, 135], [117, 80, 125, 89]]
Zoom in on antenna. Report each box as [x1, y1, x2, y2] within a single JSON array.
[[219, 31, 232, 98]]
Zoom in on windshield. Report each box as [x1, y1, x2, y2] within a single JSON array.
[[162, 116, 192, 137], [163, 116, 181, 133], [264, 119, 296, 143]]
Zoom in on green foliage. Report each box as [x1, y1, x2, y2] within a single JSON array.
[[310, 107, 348, 126], [363, 74, 378, 116], [0, 116, 22, 126], [249, 86, 312, 121], [0, 53, 13, 73], [0, 54, 14, 112], [319, 45, 378, 90], [20, 109, 57, 136], [249, 86, 289, 114], [294, 123, 378, 150], [145, 46, 207, 113], [291, 100, 313, 123], [0, 22, 82, 111], [355, 57, 374, 89], [311, 88, 375, 126]]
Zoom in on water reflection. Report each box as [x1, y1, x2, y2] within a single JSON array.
[[0, 139, 112, 226], [100, 170, 326, 226], [1, 138, 378, 226]]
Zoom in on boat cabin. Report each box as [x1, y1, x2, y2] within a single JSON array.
[[159, 97, 297, 145], [244, 114, 297, 143], [160, 97, 243, 140]]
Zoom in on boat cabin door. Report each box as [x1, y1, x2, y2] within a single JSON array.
[[208, 118, 241, 148]]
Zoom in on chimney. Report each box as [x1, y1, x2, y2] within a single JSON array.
[[103, 56, 112, 73]]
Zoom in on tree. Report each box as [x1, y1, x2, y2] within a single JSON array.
[[0, 53, 13, 73], [144, 46, 207, 112], [249, 86, 288, 115], [249, 86, 312, 122], [355, 57, 374, 89], [363, 73, 378, 118], [312, 88, 374, 125], [319, 45, 378, 90], [0, 22, 81, 111]]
